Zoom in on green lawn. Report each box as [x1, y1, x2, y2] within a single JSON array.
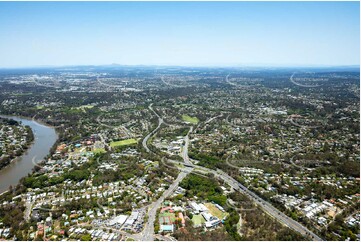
[[110, 138, 138, 147], [159, 212, 176, 225], [205, 203, 228, 220], [71, 105, 94, 113], [182, 114, 199, 124], [192, 214, 205, 227], [93, 148, 106, 154]]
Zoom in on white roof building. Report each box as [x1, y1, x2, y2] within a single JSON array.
[[198, 203, 208, 212], [108, 215, 128, 226], [190, 202, 201, 212]]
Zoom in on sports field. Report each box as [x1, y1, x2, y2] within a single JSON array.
[[159, 212, 176, 224], [191, 214, 205, 227], [205, 203, 228, 220], [182, 114, 199, 124], [110, 138, 138, 147]]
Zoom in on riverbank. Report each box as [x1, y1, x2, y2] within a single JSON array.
[[0, 113, 59, 129], [0, 117, 34, 170], [0, 113, 63, 130], [0, 115, 58, 193]]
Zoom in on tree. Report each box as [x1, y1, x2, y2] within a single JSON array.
[[80, 234, 91, 241]]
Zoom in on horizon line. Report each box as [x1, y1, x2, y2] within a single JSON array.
[[0, 63, 360, 70]]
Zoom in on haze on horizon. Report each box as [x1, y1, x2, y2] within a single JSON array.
[[0, 1, 359, 68]]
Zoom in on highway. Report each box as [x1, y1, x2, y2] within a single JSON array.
[[141, 169, 192, 241], [289, 156, 314, 172], [160, 76, 184, 88], [166, 160, 323, 241], [225, 74, 248, 88], [96, 76, 124, 88], [140, 105, 322, 241], [205, 114, 223, 124], [225, 74, 235, 86], [142, 103, 164, 153], [181, 126, 193, 165], [288, 117, 321, 129], [141, 124, 195, 240], [290, 73, 320, 88], [214, 169, 322, 241]]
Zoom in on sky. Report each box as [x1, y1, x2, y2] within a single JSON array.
[[0, 1, 359, 68]]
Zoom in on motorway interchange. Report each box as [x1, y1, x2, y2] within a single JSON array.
[[138, 104, 322, 241]]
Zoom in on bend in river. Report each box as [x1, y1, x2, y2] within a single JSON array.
[[0, 115, 57, 193]]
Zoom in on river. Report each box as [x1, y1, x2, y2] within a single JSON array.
[[0, 115, 58, 193]]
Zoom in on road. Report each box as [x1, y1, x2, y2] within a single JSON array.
[[96, 114, 133, 138], [141, 169, 192, 241], [166, 160, 323, 241], [225, 74, 248, 87], [225, 155, 240, 170], [77, 223, 142, 241], [181, 126, 193, 165], [141, 124, 194, 240], [289, 156, 314, 172], [96, 76, 123, 88], [205, 114, 223, 124], [160, 76, 184, 88], [225, 74, 235, 86], [288, 117, 321, 129], [142, 103, 164, 153], [214, 169, 322, 240], [290, 73, 320, 88], [141, 106, 322, 240]]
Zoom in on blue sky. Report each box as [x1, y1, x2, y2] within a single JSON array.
[[0, 1, 359, 67]]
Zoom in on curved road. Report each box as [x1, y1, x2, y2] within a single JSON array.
[[205, 114, 223, 124], [141, 109, 322, 240], [225, 74, 249, 88], [140, 106, 194, 240], [288, 117, 321, 129], [290, 73, 321, 88], [141, 126, 194, 241], [142, 103, 164, 153]]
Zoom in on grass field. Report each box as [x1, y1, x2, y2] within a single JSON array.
[[159, 212, 176, 225], [93, 148, 106, 154], [192, 214, 205, 227], [182, 114, 199, 124], [110, 138, 138, 147], [205, 203, 228, 220], [72, 105, 94, 113]]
